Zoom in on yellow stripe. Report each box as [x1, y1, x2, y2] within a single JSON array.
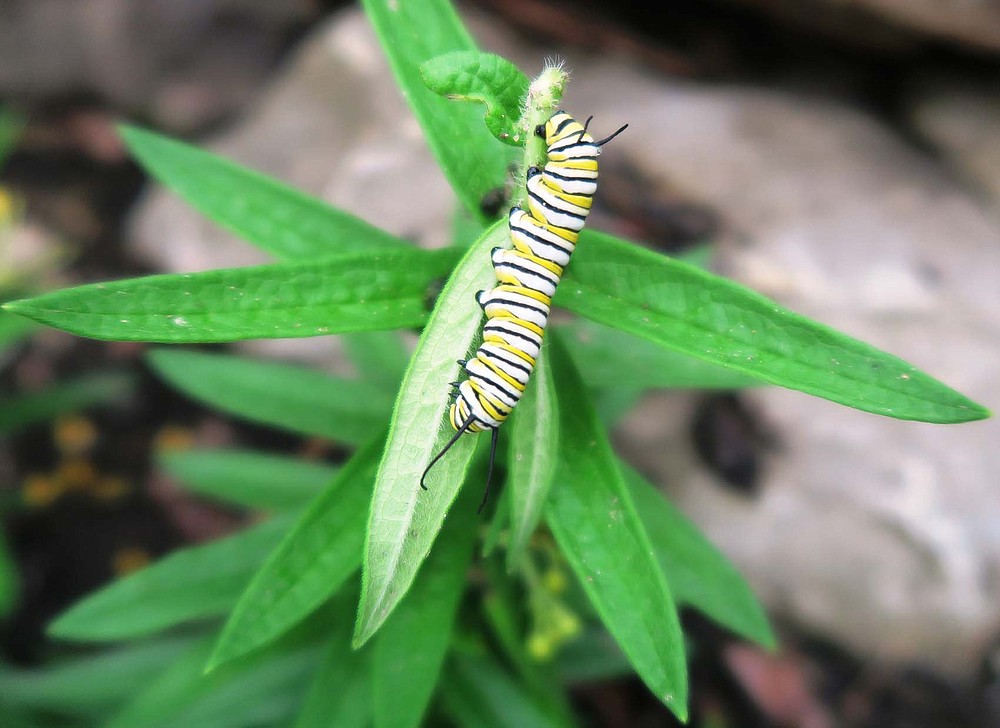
[[487, 340, 536, 367], [479, 354, 527, 392], [469, 383, 511, 420], [540, 179, 593, 209], [547, 156, 599, 170], [492, 284, 551, 306], [509, 248, 564, 276], [487, 312, 545, 337], [482, 334, 538, 365]]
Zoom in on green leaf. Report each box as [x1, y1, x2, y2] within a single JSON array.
[[295, 585, 372, 728], [0, 534, 16, 617], [361, 0, 516, 220], [354, 221, 505, 648], [159, 448, 333, 511], [0, 371, 136, 435], [0, 636, 200, 718], [623, 465, 775, 649], [293, 586, 371, 728], [49, 516, 293, 642], [343, 330, 410, 389], [0, 107, 23, 165], [556, 625, 632, 683], [207, 436, 382, 671], [545, 330, 688, 721], [441, 653, 571, 728], [558, 230, 989, 424], [481, 559, 578, 725], [107, 631, 321, 728], [119, 124, 405, 260], [147, 349, 391, 445], [0, 310, 35, 353], [373, 477, 480, 728], [2, 247, 459, 343], [421, 51, 530, 147], [560, 319, 762, 390], [506, 346, 558, 571]]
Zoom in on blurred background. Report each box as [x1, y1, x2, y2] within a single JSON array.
[[1, 0, 998, 726]]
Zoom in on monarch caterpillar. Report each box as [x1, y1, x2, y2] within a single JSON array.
[[421, 111, 627, 510]]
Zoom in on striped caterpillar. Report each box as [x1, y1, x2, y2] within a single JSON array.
[[421, 111, 627, 509]]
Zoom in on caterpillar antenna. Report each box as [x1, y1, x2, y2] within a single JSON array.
[[420, 414, 476, 491], [595, 123, 628, 147], [477, 427, 501, 514]]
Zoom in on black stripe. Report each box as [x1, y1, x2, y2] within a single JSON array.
[[542, 167, 597, 185], [549, 139, 598, 155], [495, 259, 561, 287], [540, 177, 594, 202], [511, 220, 574, 255], [486, 293, 549, 319], [485, 321, 541, 348], [528, 188, 587, 222], [482, 348, 533, 378], [470, 370, 520, 405], [552, 115, 575, 135]]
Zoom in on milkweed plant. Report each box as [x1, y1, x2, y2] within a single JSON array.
[[0, 1, 988, 726]]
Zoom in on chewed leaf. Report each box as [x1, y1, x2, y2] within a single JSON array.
[[362, 0, 516, 220], [422, 51, 530, 147]]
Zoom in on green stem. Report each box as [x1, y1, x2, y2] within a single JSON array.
[[514, 64, 568, 207]]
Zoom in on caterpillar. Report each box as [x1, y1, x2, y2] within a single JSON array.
[[421, 111, 627, 510]]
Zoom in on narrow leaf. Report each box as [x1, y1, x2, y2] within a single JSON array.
[[421, 51, 530, 146], [107, 632, 321, 728], [354, 221, 505, 647], [119, 124, 404, 260], [207, 437, 382, 671], [558, 231, 988, 424], [0, 534, 16, 617], [506, 346, 558, 571], [0, 310, 35, 352], [0, 106, 23, 165], [373, 477, 480, 728], [361, 0, 516, 219], [441, 653, 571, 728], [160, 448, 333, 511], [294, 586, 371, 728], [482, 559, 579, 725], [560, 319, 762, 390], [556, 625, 632, 683], [0, 636, 200, 718], [545, 330, 688, 720], [49, 516, 292, 642], [344, 330, 410, 389], [624, 465, 776, 649], [147, 349, 391, 445], [2, 247, 459, 343], [0, 372, 135, 435]]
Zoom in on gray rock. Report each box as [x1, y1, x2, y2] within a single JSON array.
[[0, 0, 310, 131], [581, 65, 1000, 676], [721, 0, 1000, 54]]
